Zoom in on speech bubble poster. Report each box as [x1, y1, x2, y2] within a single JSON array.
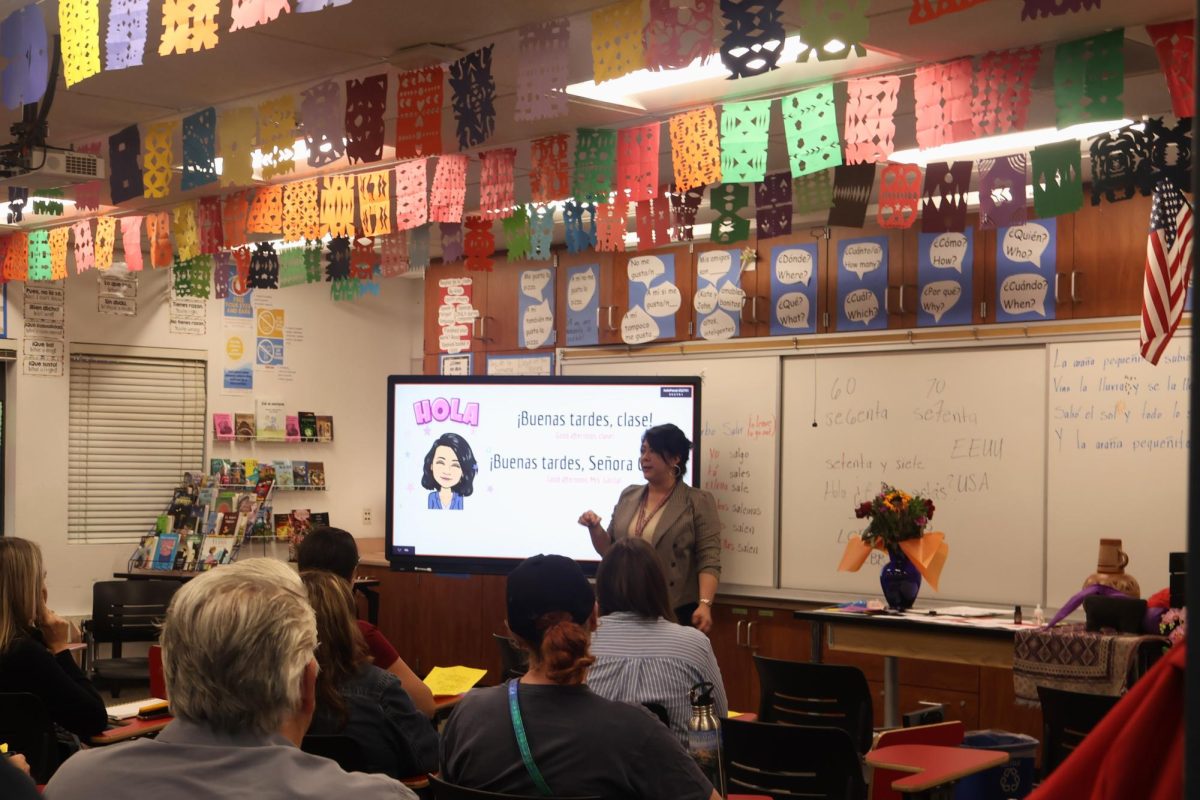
[[694, 248, 743, 340], [837, 236, 888, 330], [517, 268, 555, 349], [624, 253, 680, 344], [565, 264, 600, 347], [996, 218, 1056, 323], [917, 230, 973, 327], [770, 242, 818, 335]]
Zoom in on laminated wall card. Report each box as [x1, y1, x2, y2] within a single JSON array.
[[694, 247, 743, 340], [782, 84, 840, 177], [564, 263, 600, 346], [515, 18, 569, 122], [300, 80, 344, 167], [770, 242, 818, 335], [395, 66, 443, 159], [995, 219, 1056, 323], [646, 0, 714, 71], [517, 266, 555, 349], [917, 230, 973, 327], [623, 252, 679, 344], [836, 236, 888, 330]]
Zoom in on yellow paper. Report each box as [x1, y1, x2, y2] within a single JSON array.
[[320, 174, 355, 238], [94, 217, 116, 271], [159, 0, 220, 57], [591, 0, 644, 83], [357, 169, 392, 237], [49, 227, 70, 280], [60, 0, 101, 87], [423, 665, 487, 697], [172, 203, 199, 261], [247, 185, 283, 235], [143, 121, 176, 199], [838, 532, 949, 592], [282, 179, 320, 243], [218, 107, 257, 188], [258, 95, 296, 180]]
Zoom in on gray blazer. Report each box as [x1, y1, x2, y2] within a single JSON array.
[[607, 482, 722, 610]]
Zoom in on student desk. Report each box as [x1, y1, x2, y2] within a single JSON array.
[[793, 608, 1026, 728], [865, 744, 1008, 799], [90, 715, 173, 745]]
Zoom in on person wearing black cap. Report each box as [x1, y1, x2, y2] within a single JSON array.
[[439, 554, 719, 800]]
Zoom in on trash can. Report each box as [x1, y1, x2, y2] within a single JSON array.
[[952, 730, 1039, 800]]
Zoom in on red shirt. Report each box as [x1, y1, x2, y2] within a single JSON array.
[[356, 619, 399, 670]]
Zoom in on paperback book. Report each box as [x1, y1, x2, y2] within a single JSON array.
[[212, 413, 235, 442], [307, 462, 325, 488], [298, 412, 318, 440], [152, 533, 180, 570], [234, 414, 256, 441], [316, 415, 334, 442]]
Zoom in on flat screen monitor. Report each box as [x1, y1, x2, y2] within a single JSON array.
[[386, 375, 701, 574]]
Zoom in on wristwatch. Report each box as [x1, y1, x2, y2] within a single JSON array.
[[698, 598, 713, 606]]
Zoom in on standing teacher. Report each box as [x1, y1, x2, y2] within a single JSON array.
[[578, 423, 722, 632]]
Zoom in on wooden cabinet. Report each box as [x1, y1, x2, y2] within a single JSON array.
[[900, 214, 992, 326], [750, 231, 833, 334], [611, 245, 694, 342], [555, 251, 620, 347], [1068, 194, 1152, 318], [829, 224, 906, 332], [710, 601, 812, 713]]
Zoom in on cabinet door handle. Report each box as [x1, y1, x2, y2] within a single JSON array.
[[883, 286, 890, 314], [747, 621, 757, 649], [897, 284, 907, 315], [1070, 270, 1081, 304], [1053, 273, 1061, 305], [735, 619, 745, 647], [472, 316, 491, 343]]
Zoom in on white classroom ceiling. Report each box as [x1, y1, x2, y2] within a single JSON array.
[[0, 0, 1190, 220]]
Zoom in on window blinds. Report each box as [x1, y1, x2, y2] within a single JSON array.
[[68, 352, 207, 543]]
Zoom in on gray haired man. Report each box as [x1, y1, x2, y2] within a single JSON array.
[[45, 559, 415, 799]]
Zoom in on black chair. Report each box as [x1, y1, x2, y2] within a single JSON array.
[[721, 717, 866, 800], [641, 701, 670, 727], [84, 580, 179, 697], [492, 633, 528, 682], [753, 654, 874, 754], [1037, 685, 1120, 778], [301, 734, 370, 773], [0, 693, 61, 784], [428, 774, 600, 799]]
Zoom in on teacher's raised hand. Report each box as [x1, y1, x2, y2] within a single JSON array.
[[578, 510, 612, 557]]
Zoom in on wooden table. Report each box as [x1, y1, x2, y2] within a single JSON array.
[[794, 608, 1025, 727], [866, 744, 1008, 799], [90, 715, 173, 745]]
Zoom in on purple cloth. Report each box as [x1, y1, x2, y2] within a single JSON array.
[[1044, 584, 1128, 628]]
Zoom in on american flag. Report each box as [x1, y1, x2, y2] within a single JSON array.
[[1140, 179, 1194, 365]]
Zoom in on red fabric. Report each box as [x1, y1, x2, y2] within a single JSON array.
[[1027, 643, 1185, 800], [357, 619, 399, 670], [1147, 588, 1172, 609]]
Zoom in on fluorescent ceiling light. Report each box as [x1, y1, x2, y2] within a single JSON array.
[[566, 35, 840, 109], [890, 119, 1133, 166]]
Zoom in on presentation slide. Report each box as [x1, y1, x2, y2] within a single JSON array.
[[386, 377, 700, 569]]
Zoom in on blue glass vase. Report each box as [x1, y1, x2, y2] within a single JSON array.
[[880, 546, 922, 610]]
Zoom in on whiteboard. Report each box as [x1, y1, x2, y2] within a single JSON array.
[[563, 356, 779, 589], [779, 346, 1048, 605], [1046, 336, 1191, 606]]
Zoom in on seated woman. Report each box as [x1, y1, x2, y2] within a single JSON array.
[[588, 537, 728, 745], [0, 538, 107, 740], [440, 554, 719, 800], [301, 570, 439, 779], [297, 527, 435, 717]]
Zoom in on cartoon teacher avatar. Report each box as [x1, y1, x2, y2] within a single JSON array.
[[421, 432, 478, 510]]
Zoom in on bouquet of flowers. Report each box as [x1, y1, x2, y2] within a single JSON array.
[[855, 484, 936, 548], [1160, 607, 1186, 648]]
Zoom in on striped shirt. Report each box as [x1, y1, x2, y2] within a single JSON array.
[[587, 612, 728, 746]]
